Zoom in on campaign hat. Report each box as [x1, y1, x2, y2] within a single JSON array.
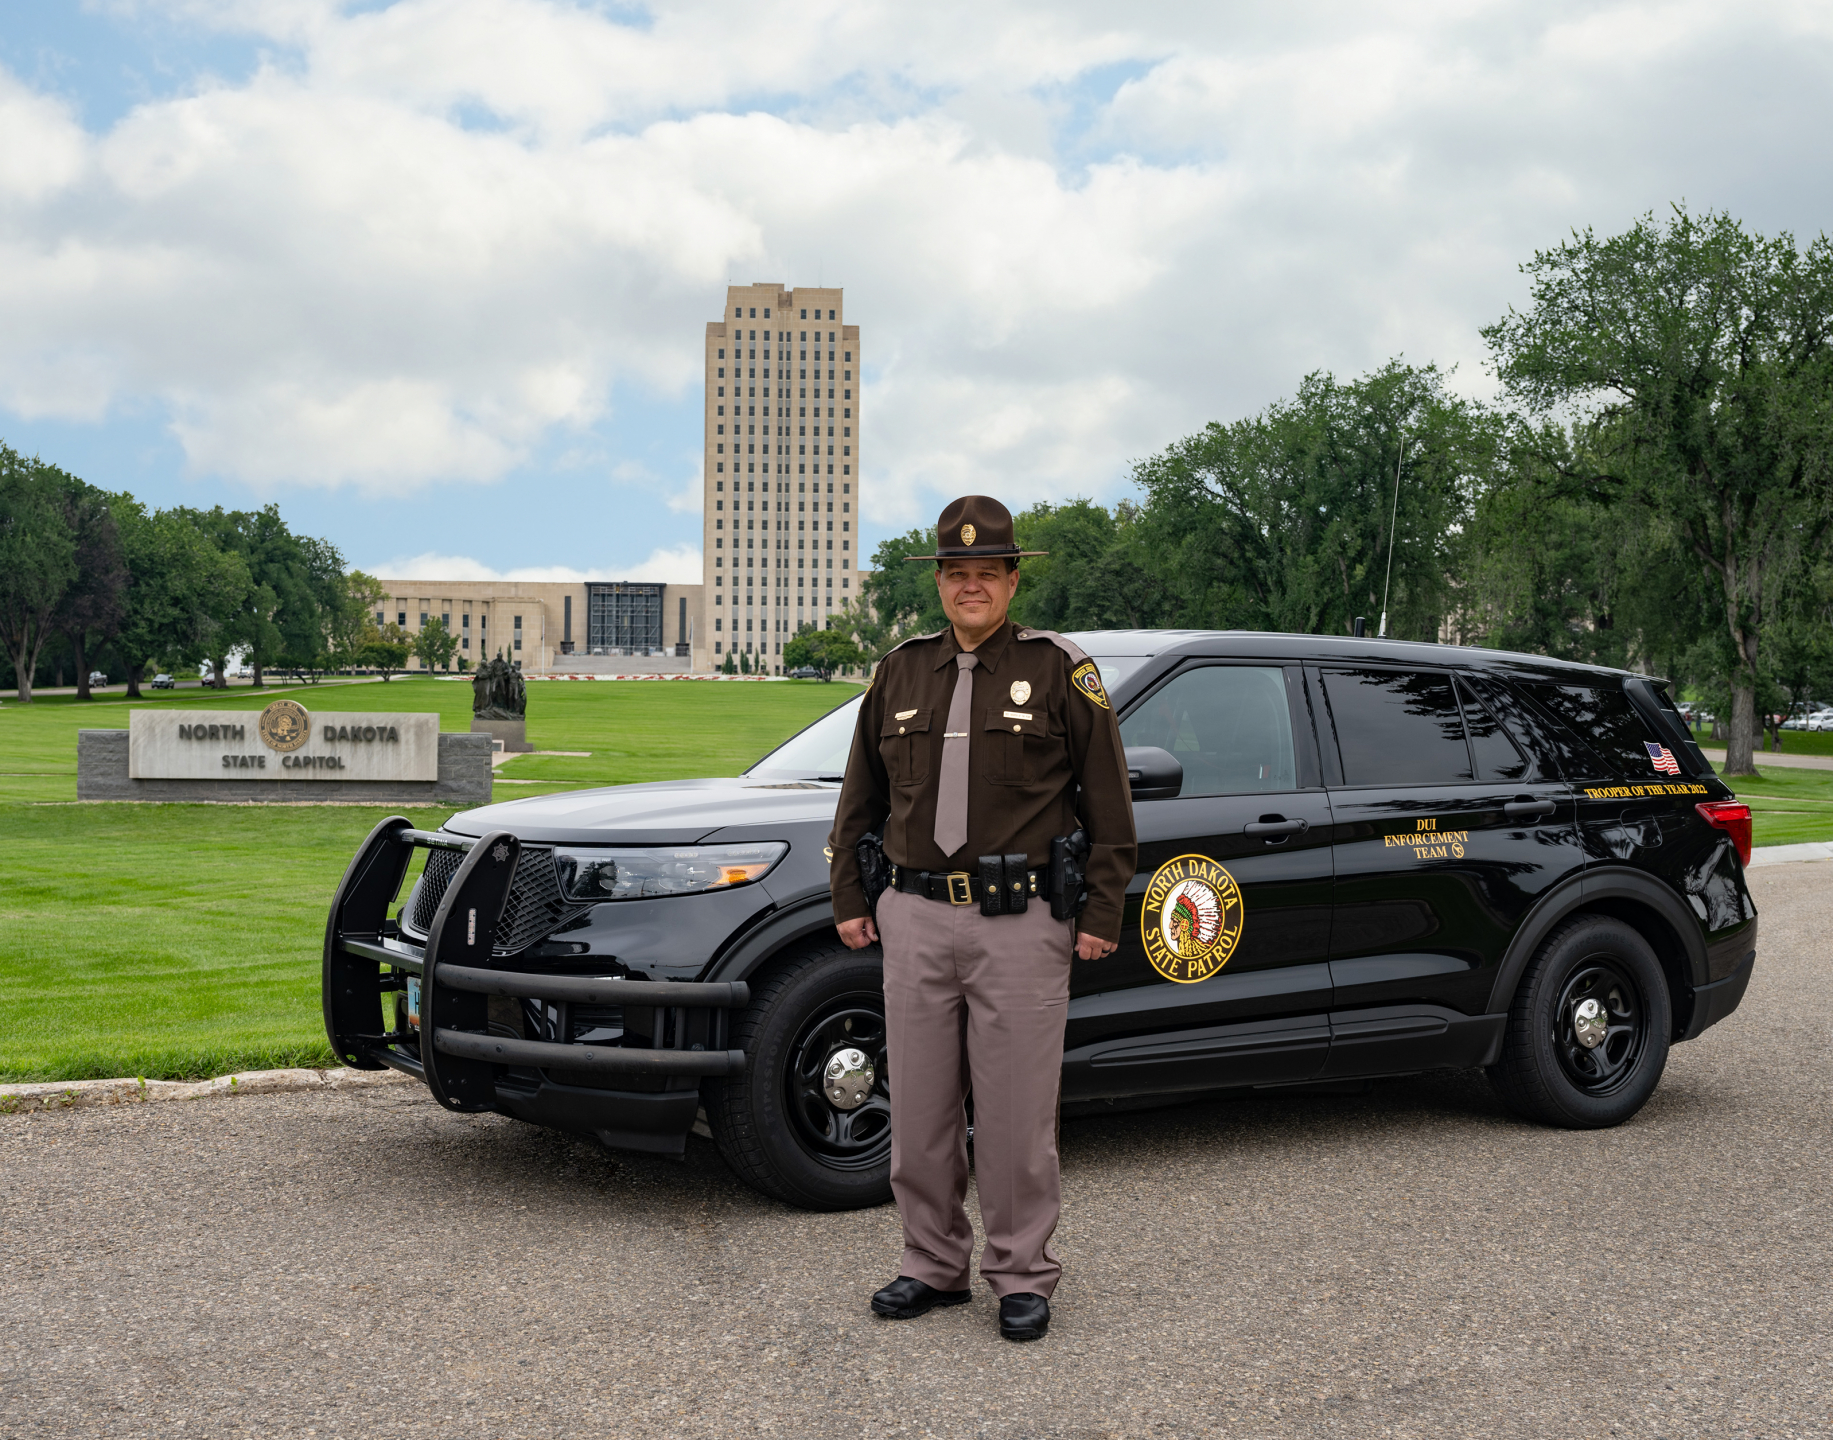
[[904, 495, 1048, 561]]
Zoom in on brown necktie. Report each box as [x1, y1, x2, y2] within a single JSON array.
[[933, 650, 979, 857]]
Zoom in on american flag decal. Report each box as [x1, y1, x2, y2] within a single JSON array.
[[1645, 741, 1681, 776]]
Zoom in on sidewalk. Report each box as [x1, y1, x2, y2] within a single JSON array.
[[1750, 840, 1833, 866], [1699, 747, 1833, 771]]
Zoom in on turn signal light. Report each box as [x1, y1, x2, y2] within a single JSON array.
[[1695, 801, 1752, 867]]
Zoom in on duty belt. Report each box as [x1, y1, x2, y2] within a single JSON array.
[[890, 863, 1044, 907]]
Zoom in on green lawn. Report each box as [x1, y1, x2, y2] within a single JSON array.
[[1698, 729, 1833, 758], [3, 677, 1821, 1085], [0, 678, 861, 1083], [1713, 761, 1833, 848]]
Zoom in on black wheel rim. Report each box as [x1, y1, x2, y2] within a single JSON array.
[[784, 991, 891, 1171], [1551, 957, 1646, 1096]]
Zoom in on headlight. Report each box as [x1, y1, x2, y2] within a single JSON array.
[[552, 843, 788, 902]]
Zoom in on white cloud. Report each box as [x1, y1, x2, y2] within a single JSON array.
[[3, 0, 1831, 528], [372, 542, 702, 583]]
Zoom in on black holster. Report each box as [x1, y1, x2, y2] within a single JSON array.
[[856, 830, 892, 918], [1049, 829, 1091, 922]]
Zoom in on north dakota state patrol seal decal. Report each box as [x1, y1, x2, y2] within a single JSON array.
[[1140, 854, 1244, 983], [257, 698, 311, 753]]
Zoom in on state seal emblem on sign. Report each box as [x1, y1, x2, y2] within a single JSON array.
[[1140, 854, 1244, 984], [257, 698, 311, 753]]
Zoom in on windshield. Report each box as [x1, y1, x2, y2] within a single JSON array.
[[745, 656, 1150, 778], [1084, 655, 1150, 694], [745, 694, 863, 779]]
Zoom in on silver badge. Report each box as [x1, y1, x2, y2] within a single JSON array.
[[1010, 680, 1032, 706], [492, 843, 510, 863]]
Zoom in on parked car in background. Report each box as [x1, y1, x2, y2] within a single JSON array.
[[88, 671, 107, 688], [1806, 709, 1833, 733], [786, 666, 821, 679], [150, 673, 175, 690]]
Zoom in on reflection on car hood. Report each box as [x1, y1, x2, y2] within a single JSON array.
[[445, 776, 843, 845]]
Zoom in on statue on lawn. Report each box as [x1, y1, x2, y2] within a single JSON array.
[[472, 649, 527, 720]]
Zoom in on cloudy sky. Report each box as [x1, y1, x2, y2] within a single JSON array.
[[3, 0, 1830, 582]]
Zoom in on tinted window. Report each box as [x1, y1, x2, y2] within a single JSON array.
[[1455, 676, 1529, 782], [1322, 668, 1471, 786], [1521, 682, 1663, 779], [1120, 665, 1297, 795], [1460, 673, 1557, 781]]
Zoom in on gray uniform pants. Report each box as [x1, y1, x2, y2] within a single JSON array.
[[877, 887, 1075, 1298]]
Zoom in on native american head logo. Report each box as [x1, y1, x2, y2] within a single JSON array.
[[1140, 855, 1244, 983], [1161, 879, 1223, 957]]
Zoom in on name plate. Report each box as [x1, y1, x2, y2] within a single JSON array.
[[128, 700, 440, 782]]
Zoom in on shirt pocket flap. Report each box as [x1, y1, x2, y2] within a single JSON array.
[[986, 709, 1049, 738], [882, 708, 932, 737]]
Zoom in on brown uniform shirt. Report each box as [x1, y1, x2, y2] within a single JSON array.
[[827, 621, 1138, 941]]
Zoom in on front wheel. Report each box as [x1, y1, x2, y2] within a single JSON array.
[[1488, 915, 1671, 1128], [704, 941, 893, 1210]]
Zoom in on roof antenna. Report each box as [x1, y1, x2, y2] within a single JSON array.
[[1378, 433, 1404, 639]]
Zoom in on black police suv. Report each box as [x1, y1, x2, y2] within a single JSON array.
[[324, 632, 1759, 1211]]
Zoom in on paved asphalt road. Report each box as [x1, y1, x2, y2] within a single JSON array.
[[5, 865, 1828, 1440]]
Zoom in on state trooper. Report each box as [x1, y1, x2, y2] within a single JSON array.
[[828, 495, 1137, 1342]]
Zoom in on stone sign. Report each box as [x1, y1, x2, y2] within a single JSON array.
[[78, 698, 492, 804], [128, 704, 440, 782]]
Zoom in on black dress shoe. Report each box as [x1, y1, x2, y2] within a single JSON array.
[[998, 1292, 1050, 1342], [870, 1276, 972, 1320]]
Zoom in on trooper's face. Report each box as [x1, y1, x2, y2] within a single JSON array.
[[935, 559, 1019, 633]]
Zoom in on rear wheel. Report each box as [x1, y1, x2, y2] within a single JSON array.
[[1488, 915, 1671, 1128], [704, 941, 893, 1210]]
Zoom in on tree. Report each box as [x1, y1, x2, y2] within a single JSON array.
[[785, 622, 865, 680], [0, 446, 78, 702], [1458, 433, 1719, 671], [322, 569, 384, 672], [111, 499, 251, 698], [1130, 362, 1497, 640], [414, 616, 457, 673], [861, 529, 947, 642], [182, 504, 340, 688], [55, 478, 127, 701], [363, 622, 412, 680], [1483, 206, 1833, 775]]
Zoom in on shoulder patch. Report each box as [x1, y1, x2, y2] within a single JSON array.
[[1070, 660, 1110, 710]]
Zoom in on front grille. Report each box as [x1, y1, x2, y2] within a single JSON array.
[[408, 844, 590, 956]]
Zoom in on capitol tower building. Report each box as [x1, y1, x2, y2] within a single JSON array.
[[696, 282, 865, 670]]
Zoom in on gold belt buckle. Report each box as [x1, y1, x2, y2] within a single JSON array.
[[946, 872, 973, 905]]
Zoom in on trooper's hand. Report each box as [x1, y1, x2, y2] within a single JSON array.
[[837, 916, 879, 950], [1076, 932, 1117, 961]]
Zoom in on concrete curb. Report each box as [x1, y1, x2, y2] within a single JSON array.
[[0, 1066, 414, 1116], [1750, 840, 1833, 866]]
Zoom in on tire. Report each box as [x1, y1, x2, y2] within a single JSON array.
[[1487, 915, 1671, 1128], [704, 941, 893, 1210]]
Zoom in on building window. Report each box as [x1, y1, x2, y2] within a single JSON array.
[[397, 612, 406, 626], [419, 612, 428, 628]]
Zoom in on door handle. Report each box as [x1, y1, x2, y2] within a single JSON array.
[[1244, 816, 1309, 843], [1503, 798, 1557, 821]]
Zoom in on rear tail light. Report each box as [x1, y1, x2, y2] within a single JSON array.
[[1695, 801, 1752, 866]]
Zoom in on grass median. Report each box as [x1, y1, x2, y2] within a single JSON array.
[[0, 678, 861, 1083]]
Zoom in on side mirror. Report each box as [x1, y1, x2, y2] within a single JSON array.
[[1125, 746, 1182, 801]]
